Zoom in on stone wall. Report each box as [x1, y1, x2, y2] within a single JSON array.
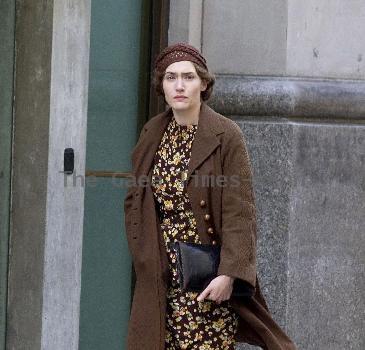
[[169, 1, 365, 349]]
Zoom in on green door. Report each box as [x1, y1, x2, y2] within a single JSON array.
[[79, 1, 150, 349]]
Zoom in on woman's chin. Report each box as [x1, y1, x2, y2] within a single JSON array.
[[171, 101, 190, 110]]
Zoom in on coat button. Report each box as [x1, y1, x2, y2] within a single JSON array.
[[204, 214, 210, 221], [207, 227, 214, 234], [200, 200, 206, 207], [212, 240, 217, 245]]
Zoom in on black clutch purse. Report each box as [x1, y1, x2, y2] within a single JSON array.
[[173, 241, 255, 297]]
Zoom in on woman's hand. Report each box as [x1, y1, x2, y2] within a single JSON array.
[[196, 275, 234, 304]]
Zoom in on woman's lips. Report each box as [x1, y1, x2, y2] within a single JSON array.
[[174, 97, 187, 101]]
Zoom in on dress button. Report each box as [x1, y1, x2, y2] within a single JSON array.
[[207, 227, 214, 234], [212, 240, 217, 245], [204, 214, 210, 221], [200, 200, 206, 207]]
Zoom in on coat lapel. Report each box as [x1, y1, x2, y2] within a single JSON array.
[[131, 102, 225, 182], [185, 103, 224, 182]]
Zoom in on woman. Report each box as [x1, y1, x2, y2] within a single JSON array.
[[124, 43, 296, 350]]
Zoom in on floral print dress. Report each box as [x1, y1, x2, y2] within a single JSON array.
[[151, 115, 239, 350]]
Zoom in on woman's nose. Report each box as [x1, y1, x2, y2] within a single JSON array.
[[175, 78, 184, 90]]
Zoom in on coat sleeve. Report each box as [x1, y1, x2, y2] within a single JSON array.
[[217, 122, 257, 288]]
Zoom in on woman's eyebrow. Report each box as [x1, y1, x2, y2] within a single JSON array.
[[165, 71, 195, 75]]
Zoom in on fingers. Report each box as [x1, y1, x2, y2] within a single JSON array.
[[215, 295, 228, 305], [212, 291, 231, 305], [197, 291, 226, 304], [197, 286, 212, 302], [196, 278, 234, 304]]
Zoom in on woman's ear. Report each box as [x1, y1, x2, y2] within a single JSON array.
[[201, 80, 208, 92]]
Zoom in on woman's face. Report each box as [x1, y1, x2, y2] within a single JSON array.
[[162, 60, 207, 113]]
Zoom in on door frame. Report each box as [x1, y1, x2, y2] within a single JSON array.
[[148, 0, 170, 119], [131, 0, 170, 298], [0, 1, 16, 349]]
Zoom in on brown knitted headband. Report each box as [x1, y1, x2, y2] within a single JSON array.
[[154, 42, 208, 74]]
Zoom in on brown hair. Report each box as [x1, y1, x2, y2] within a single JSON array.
[[152, 62, 215, 102]]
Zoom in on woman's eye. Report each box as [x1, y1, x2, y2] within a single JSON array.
[[165, 75, 194, 80]]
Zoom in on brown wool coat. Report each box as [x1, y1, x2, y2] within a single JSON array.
[[124, 102, 297, 350]]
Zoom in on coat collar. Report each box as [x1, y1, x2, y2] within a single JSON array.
[[131, 101, 225, 183]]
